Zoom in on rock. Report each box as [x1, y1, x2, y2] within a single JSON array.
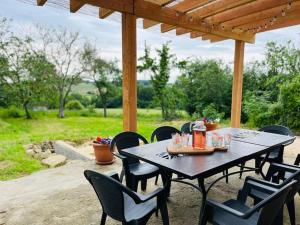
[[42, 154, 67, 168], [49, 148, 55, 153], [33, 147, 42, 154], [26, 149, 35, 157], [40, 150, 51, 159]]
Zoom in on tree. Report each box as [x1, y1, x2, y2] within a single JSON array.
[[0, 34, 55, 118], [176, 59, 232, 117], [82, 44, 121, 117], [138, 42, 175, 120], [37, 27, 88, 118]]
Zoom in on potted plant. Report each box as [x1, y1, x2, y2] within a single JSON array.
[[202, 104, 224, 131], [92, 136, 115, 165]]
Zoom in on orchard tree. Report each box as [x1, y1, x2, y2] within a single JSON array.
[[138, 42, 175, 120], [37, 27, 88, 118], [82, 44, 120, 117], [0, 34, 55, 118]]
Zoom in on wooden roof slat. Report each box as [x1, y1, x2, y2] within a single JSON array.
[[206, 0, 293, 24], [99, 8, 114, 19], [190, 31, 204, 38], [134, 0, 255, 42], [190, 0, 256, 20], [144, 0, 215, 29], [237, 10, 300, 32], [222, 1, 300, 28], [176, 28, 190, 35], [70, 0, 85, 13], [161, 23, 176, 33], [37, 0, 47, 6], [143, 0, 174, 28]]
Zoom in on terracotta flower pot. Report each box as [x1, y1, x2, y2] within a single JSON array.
[[92, 143, 115, 165], [205, 123, 218, 131]]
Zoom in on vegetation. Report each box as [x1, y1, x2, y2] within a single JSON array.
[[0, 108, 191, 180]]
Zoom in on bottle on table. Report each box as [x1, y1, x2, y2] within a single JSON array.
[[192, 121, 206, 149]]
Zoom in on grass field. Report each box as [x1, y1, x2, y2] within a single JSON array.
[[0, 108, 205, 181]]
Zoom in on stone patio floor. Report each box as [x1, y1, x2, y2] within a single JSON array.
[[0, 138, 299, 225]]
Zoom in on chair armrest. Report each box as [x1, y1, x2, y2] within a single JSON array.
[[245, 176, 281, 189], [137, 187, 164, 203], [238, 177, 277, 203], [295, 154, 300, 166], [206, 199, 245, 217], [269, 163, 300, 173], [113, 152, 127, 160]]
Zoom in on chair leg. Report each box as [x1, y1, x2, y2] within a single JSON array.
[[132, 179, 138, 192], [159, 200, 169, 225], [239, 162, 245, 179], [255, 158, 261, 174], [120, 169, 125, 183], [155, 175, 159, 185], [100, 212, 107, 225], [141, 179, 147, 191], [286, 200, 296, 225]]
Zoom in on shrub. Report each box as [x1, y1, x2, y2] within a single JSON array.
[[1, 106, 23, 118], [65, 100, 84, 110], [202, 103, 224, 122]]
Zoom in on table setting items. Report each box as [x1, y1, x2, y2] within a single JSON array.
[[167, 121, 232, 155]]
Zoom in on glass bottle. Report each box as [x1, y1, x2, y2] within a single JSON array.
[[192, 121, 206, 149]]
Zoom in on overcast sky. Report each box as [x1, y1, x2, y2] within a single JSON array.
[[1, 0, 299, 81]]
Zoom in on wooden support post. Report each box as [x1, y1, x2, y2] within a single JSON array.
[[122, 13, 137, 131], [231, 40, 245, 128]]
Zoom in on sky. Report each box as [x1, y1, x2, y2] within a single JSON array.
[[0, 0, 299, 81]]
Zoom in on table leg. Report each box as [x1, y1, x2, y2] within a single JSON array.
[[198, 178, 207, 225], [161, 169, 172, 197], [258, 152, 270, 180]]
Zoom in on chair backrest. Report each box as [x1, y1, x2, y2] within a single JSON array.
[[180, 122, 195, 134], [259, 125, 293, 136], [150, 126, 181, 142], [84, 170, 126, 222], [281, 167, 300, 202], [259, 125, 293, 156], [257, 180, 297, 225], [110, 131, 148, 164]]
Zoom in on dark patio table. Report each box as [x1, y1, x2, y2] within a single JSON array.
[[121, 128, 295, 225]]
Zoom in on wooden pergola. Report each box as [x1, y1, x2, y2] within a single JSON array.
[[31, 0, 300, 131]]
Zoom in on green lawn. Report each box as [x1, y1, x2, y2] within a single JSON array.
[[0, 108, 196, 180]]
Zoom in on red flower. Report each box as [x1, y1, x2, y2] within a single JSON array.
[[96, 137, 102, 143]]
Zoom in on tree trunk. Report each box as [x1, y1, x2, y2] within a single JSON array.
[[23, 101, 31, 119], [59, 95, 65, 118], [103, 95, 107, 118]]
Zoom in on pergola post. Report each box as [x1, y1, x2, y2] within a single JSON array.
[[122, 13, 137, 131], [231, 40, 245, 128]]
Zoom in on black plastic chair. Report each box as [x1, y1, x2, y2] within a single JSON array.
[[201, 176, 297, 225], [295, 154, 300, 166], [247, 163, 300, 225], [150, 126, 181, 142], [180, 122, 195, 134], [110, 131, 161, 192], [151, 126, 181, 185], [239, 125, 294, 178], [84, 170, 169, 225]]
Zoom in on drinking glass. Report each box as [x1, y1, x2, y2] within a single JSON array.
[[181, 133, 189, 147], [172, 133, 182, 148], [224, 133, 232, 147], [212, 134, 218, 147]]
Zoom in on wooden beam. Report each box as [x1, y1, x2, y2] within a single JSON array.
[[143, 0, 174, 28], [37, 0, 47, 6], [122, 13, 137, 132], [231, 40, 245, 128], [206, 0, 292, 24], [134, 0, 255, 43], [258, 13, 300, 32], [70, 0, 85, 13], [85, 0, 132, 13], [99, 8, 114, 19], [222, 1, 300, 27], [146, 0, 214, 29]]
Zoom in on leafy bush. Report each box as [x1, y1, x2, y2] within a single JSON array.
[[202, 103, 224, 122], [65, 100, 84, 110], [1, 106, 23, 118]]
